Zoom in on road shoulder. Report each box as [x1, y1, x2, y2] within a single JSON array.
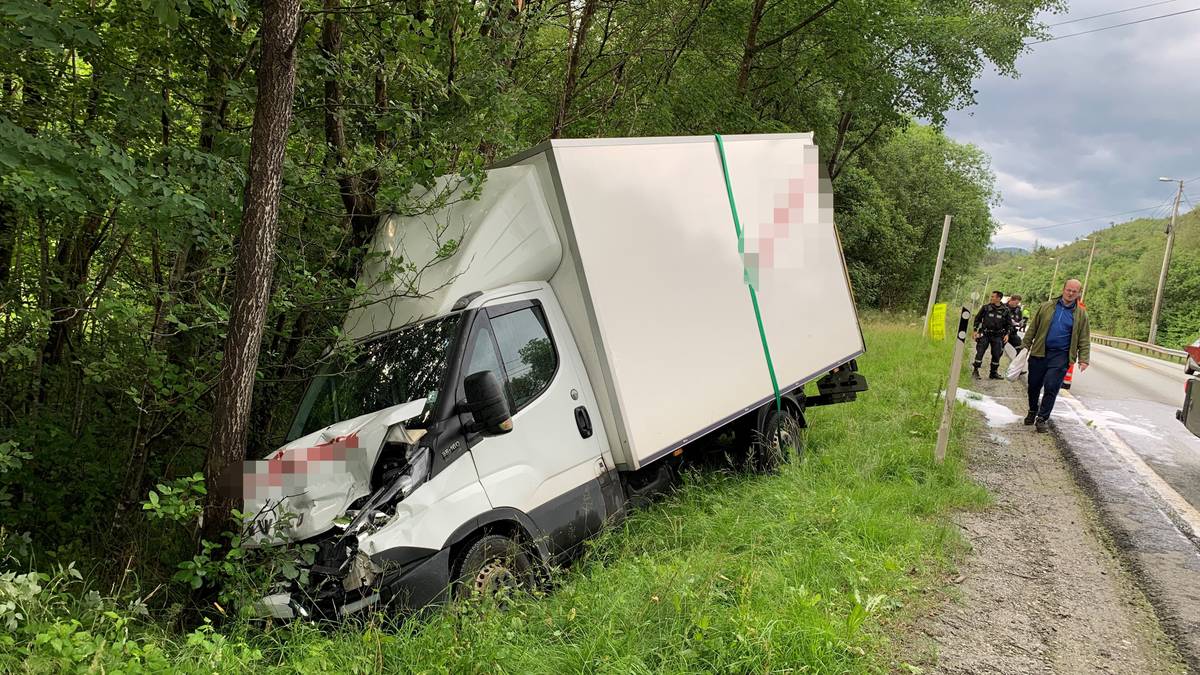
[[1054, 390, 1200, 671], [903, 379, 1185, 674]]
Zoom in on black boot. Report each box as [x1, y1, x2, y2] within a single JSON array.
[[1024, 411, 1037, 425], [989, 368, 1003, 380], [1035, 416, 1049, 433], [972, 367, 981, 380]]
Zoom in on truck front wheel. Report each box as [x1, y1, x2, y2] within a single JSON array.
[[455, 534, 535, 605]]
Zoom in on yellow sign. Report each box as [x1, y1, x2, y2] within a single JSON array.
[[930, 303, 947, 340]]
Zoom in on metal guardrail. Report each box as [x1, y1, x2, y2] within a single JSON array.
[[1091, 333, 1188, 364]]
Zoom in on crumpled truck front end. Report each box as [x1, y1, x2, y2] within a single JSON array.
[[244, 398, 459, 619]]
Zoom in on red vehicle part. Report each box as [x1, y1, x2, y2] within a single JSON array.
[[1185, 345, 1200, 370]]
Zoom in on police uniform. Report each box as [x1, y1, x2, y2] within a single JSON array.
[[1008, 304, 1025, 349], [973, 302, 1011, 378]]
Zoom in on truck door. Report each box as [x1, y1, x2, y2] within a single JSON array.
[[456, 292, 609, 560]]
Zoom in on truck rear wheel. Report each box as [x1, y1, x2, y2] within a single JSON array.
[[455, 534, 535, 605], [748, 406, 805, 473]]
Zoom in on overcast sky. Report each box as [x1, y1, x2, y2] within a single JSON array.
[[943, 0, 1200, 250]]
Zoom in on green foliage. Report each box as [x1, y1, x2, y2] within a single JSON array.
[[836, 124, 998, 308], [0, 441, 31, 508], [0, 533, 219, 673], [143, 473, 207, 522], [965, 206, 1200, 348], [136, 478, 319, 612]]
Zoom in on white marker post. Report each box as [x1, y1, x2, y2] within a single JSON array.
[[936, 306, 972, 464]]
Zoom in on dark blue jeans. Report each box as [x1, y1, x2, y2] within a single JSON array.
[[1027, 348, 1070, 419]]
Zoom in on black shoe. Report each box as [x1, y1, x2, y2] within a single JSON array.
[[1035, 417, 1048, 433], [972, 368, 981, 380], [1024, 411, 1037, 425], [989, 372, 1003, 380]]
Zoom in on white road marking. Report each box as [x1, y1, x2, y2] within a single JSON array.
[[1061, 392, 1200, 538]]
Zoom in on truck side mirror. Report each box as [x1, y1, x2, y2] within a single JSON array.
[[463, 371, 513, 435]]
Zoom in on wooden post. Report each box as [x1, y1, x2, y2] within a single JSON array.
[[936, 306, 972, 463], [922, 215, 953, 336]]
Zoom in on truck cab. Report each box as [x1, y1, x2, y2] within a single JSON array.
[[254, 283, 623, 618]]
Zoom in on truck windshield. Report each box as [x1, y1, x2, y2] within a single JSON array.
[[286, 314, 464, 441]]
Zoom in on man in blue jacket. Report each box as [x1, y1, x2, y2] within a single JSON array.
[[1022, 279, 1091, 432]]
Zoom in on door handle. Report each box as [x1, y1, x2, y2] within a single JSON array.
[[574, 406, 593, 439]]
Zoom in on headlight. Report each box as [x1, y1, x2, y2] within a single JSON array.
[[343, 429, 431, 536], [396, 444, 430, 498]]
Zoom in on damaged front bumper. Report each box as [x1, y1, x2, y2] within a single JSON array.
[[251, 544, 454, 621]]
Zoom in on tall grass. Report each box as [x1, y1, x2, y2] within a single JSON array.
[[3, 320, 987, 673]]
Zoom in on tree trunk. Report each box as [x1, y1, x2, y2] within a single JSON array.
[[0, 201, 14, 291], [737, 0, 838, 97], [551, 0, 598, 139], [321, 0, 382, 281], [202, 0, 302, 543], [40, 208, 114, 387], [826, 106, 853, 178], [735, 0, 767, 97]]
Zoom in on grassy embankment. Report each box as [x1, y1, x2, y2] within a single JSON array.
[[4, 320, 988, 673]]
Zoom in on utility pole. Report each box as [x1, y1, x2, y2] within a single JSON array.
[[1048, 257, 1061, 300], [1149, 178, 1185, 344], [1082, 236, 1097, 301], [923, 215, 953, 337]]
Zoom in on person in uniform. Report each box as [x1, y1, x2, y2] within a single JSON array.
[[1006, 294, 1026, 350], [972, 290, 1011, 380]]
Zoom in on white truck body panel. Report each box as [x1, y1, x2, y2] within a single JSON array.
[[545, 135, 863, 467]]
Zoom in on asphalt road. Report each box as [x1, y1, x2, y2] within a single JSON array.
[[1064, 343, 1200, 514]]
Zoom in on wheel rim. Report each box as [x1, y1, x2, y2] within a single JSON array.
[[772, 424, 789, 455], [768, 411, 803, 459], [472, 559, 519, 598]]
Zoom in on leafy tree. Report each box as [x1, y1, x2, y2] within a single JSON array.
[[845, 123, 999, 309]]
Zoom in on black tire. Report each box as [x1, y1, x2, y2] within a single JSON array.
[[747, 406, 805, 473], [454, 534, 535, 604]]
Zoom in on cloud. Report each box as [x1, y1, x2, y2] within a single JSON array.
[[991, 218, 1066, 249], [995, 170, 1072, 201], [945, 1, 1200, 250]]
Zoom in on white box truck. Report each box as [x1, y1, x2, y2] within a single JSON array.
[[250, 133, 867, 619]]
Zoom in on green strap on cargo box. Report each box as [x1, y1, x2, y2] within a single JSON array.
[[714, 133, 781, 412]]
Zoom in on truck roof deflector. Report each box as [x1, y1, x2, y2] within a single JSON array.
[[452, 291, 483, 311], [714, 133, 782, 412]]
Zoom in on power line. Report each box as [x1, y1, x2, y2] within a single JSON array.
[[1152, 199, 1176, 220], [1000, 201, 1174, 235], [1047, 0, 1180, 27], [1027, 6, 1200, 44]]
